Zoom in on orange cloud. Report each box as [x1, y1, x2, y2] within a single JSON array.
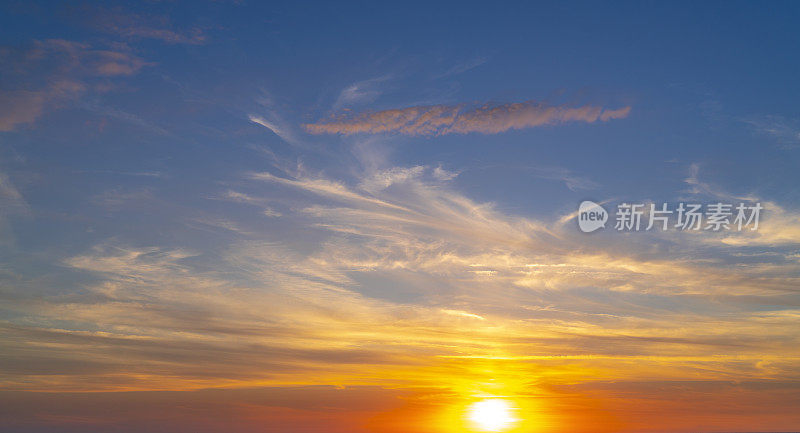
[[305, 102, 631, 136], [0, 40, 146, 131]]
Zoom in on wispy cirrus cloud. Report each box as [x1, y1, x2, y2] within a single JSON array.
[[334, 75, 391, 109], [742, 115, 800, 148], [433, 56, 489, 79], [682, 164, 800, 247], [81, 6, 207, 45], [249, 115, 298, 144], [0, 171, 29, 239], [305, 101, 631, 136], [249, 91, 304, 145], [2, 158, 800, 433], [24, 39, 149, 77], [529, 165, 600, 191]]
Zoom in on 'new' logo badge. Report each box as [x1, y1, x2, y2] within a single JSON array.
[[578, 201, 608, 233]]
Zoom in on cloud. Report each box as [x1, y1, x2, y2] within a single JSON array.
[[676, 163, 800, 246], [219, 190, 262, 205], [209, 190, 281, 217], [0, 386, 408, 433], [0, 78, 87, 132], [743, 115, 800, 148], [88, 51, 148, 76], [26, 39, 148, 77], [334, 76, 391, 109], [432, 165, 459, 181], [249, 164, 800, 311], [249, 106, 303, 146], [84, 7, 207, 45], [433, 56, 489, 79], [91, 188, 153, 210], [529, 165, 600, 191], [359, 166, 425, 193], [249, 115, 292, 142], [189, 217, 253, 236], [0, 171, 29, 243], [249, 171, 411, 212], [262, 208, 282, 217], [2, 160, 800, 433], [77, 170, 165, 178], [78, 100, 170, 135], [0, 173, 26, 209], [305, 101, 631, 136], [0, 171, 28, 225], [0, 40, 147, 131], [0, 89, 49, 132], [441, 309, 486, 320]]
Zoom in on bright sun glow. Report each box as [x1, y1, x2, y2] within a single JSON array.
[[467, 399, 518, 432]]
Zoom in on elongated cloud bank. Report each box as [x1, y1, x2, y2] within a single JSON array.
[[305, 102, 631, 135]]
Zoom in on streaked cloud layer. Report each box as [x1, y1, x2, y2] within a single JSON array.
[[3, 162, 799, 425], [0, 156, 798, 433], [305, 102, 631, 135]]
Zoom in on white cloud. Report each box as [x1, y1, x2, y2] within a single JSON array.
[[433, 56, 489, 79], [333, 75, 391, 109], [262, 208, 282, 217], [743, 115, 800, 148], [359, 166, 425, 193], [249, 114, 299, 145], [530, 165, 599, 191], [432, 165, 459, 181]]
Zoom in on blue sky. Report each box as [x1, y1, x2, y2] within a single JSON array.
[[2, 2, 800, 433]]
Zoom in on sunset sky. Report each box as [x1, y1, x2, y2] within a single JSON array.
[[2, 1, 800, 432]]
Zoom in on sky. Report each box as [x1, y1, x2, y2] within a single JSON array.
[[1, 1, 800, 432]]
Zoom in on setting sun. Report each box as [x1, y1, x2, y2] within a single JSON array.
[[467, 399, 518, 432]]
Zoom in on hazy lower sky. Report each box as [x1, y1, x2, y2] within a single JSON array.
[[1, 1, 800, 432]]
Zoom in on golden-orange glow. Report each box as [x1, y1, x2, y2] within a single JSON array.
[[467, 399, 518, 432]]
